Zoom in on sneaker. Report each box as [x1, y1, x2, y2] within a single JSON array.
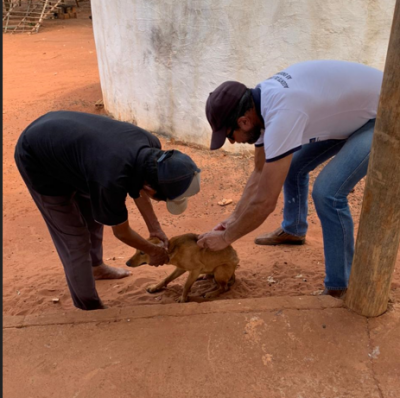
[[254, 227, 305, 246]]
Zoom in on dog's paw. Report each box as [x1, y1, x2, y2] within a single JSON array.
[[176, 296, 188, 303], [146, 284, 161, 293]]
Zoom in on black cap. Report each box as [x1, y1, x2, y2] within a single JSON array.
[[205, 81, 247, 150], [157, 150, 201, 200]]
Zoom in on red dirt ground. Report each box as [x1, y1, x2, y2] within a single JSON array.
[[3, 7, 399, 316]]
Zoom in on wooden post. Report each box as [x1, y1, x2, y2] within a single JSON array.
[[344, 0, 400, 317]]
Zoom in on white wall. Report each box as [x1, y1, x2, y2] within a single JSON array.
[[92, 0, 395, 152]]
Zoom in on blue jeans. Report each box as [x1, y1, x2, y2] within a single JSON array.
[[281, 119, 375, 290]]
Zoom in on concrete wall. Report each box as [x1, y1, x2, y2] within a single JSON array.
[[91, 0, 395, 152]]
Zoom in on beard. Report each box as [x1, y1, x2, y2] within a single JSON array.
[[245, 125, 262, 145]]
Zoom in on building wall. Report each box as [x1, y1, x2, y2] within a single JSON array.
[[92, 0, 395, 152]]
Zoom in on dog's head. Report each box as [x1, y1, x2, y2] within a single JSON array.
[[125, 237, 164, 267]]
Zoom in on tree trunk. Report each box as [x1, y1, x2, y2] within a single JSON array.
[[344, 0, 400, 317]]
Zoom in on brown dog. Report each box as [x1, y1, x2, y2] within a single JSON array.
[[126, 233, 239, 303]]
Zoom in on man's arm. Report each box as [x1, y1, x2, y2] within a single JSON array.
[[198, 154, 293, 250], [112, 220, 169, 266], [134, 191, 168, 246], [230, 146, 266, 219], [214, 146, 265, 230], [225, 154, 292, 242]]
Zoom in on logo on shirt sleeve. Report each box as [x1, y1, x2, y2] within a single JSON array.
[[268, 72, 292, 88]]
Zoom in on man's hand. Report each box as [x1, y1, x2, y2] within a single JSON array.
[[112, 220, 168, 266], [148, 244, 169, 266], [149, 229, 169, 248], [197, 231, 230, 251], [134, 193, 168, 247]]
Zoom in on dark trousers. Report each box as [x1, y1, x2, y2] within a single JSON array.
[[16, 161, 104, 310]]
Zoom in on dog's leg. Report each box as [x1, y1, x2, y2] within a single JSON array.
[[147, 268, 186, 293], [228, 272, 236, 286], [177, 269, 201, 303], [200, 269, 236, 298], [196, 273, 214, 282], [203, 265, 232, 299]]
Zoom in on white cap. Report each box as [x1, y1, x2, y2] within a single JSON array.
[[166, 172, 200, 215]]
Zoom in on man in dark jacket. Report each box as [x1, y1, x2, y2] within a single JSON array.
[[15, 111, 201, 310]]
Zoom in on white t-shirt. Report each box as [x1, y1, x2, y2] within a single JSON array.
[[254, 60, 383, 162]]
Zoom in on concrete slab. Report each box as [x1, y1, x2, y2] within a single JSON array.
[[3, 297, 399, 398], [368, 304, 400, 398], [3, 295, 343, 329]]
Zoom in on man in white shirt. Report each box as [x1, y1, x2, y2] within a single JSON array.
[[198, 60, 383, 298]]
